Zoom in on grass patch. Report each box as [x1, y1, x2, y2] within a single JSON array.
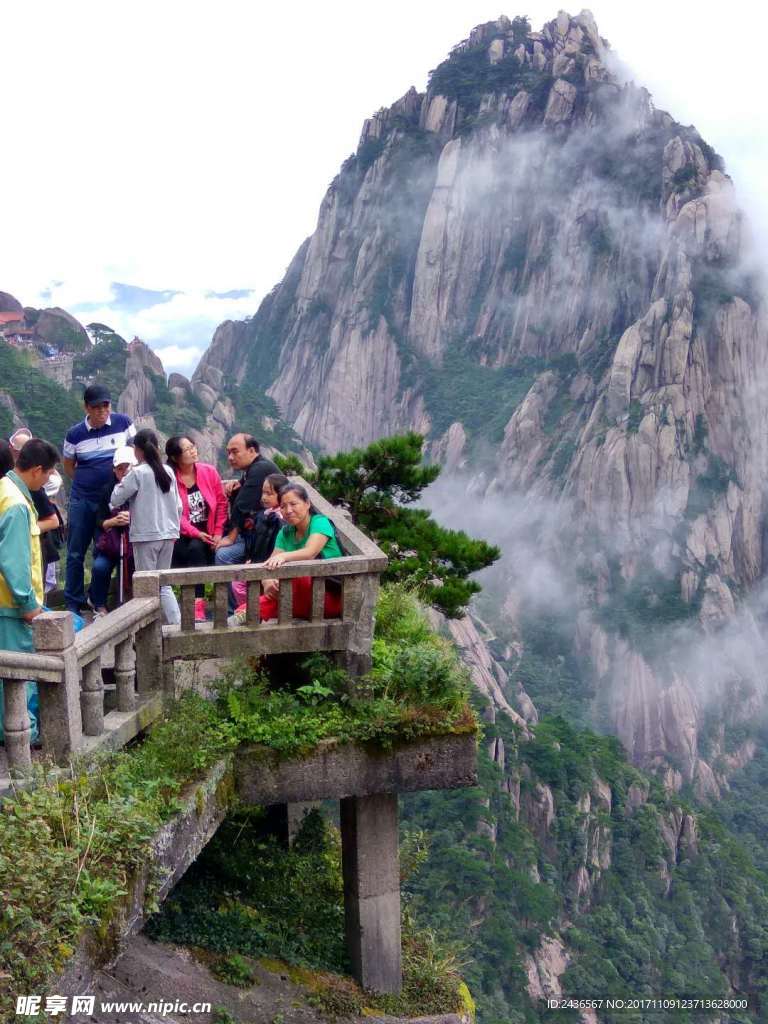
[[217, 585, 476, 756], [0, 695, 235, 1013]]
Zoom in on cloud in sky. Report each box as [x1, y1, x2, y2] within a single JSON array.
[[70, 286, 257, 376], [1, 0, 766, 378]]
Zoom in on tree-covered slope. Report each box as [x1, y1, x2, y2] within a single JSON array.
[[404, 705, 767, 1023]]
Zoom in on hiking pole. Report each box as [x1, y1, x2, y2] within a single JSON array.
[[118, 531, 124, 606]]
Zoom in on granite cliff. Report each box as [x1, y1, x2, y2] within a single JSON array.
[[198, 10, 767, 793]]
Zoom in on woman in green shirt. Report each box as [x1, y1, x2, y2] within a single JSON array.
[[260, 484, 343, 620]]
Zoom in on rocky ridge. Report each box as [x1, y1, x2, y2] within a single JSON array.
[[0, 295, 308, 466], [197, 10, 767, 791]]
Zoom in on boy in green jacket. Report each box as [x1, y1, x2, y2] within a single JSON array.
[[0, 438, 60, 743]]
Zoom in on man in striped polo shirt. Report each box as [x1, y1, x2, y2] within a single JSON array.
[[62, 384, 136, 614]]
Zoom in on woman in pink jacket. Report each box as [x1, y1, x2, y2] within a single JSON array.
[[166, 435, 228, 621]]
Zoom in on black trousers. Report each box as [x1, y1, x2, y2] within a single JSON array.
[[172, 535, 213, 597]]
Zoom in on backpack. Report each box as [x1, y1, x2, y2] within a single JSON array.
[[242, 509, 283, 563]]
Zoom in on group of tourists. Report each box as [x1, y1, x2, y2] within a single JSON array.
[[0, 382, 345, 743]]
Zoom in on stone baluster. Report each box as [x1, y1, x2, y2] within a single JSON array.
[[278, 577, 293, 624], [180, 586, 196, 631], [114, 637, 136, 712], [310, 577, 325, 623], [340, 572, 379, 679], [33, 612, 83, 764], [213, 583, 228, 629], [246, 580, 260, 625], [80, 658, 104, 736], [2, 679, 32, 773]]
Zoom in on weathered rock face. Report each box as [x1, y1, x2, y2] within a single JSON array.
[[193, 320, 250, 392], [35, 307, 91, 351], [117, 339, 163, 426], [0, 291, 23, 313], [196, 11, 766, 784], [525, 935, 570, 1001], [438, 610, 537, 729]]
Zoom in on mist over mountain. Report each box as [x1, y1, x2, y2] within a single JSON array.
[[194, 8, 767, 798]]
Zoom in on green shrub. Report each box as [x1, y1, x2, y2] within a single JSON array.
[[596, 559, 699, 659], [211, 953, 256, 987], [216, 586, 475, 756], [581, 335, 617, 382], [356, 136, 384, 171], [549, 439, 577, 478], [692, 412, 708, 454], [685, 454, 735, 519], [627, 399, 643, 433], [150, 808, 464, 1019], [671, 164, 697, 189], [511, 16, 530, 44], [428, 40, 553, 118]]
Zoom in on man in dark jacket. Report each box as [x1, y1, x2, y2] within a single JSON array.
[[214, 434, 278, 568]]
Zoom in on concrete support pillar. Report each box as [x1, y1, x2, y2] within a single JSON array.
[[340, 793, 401, 994]]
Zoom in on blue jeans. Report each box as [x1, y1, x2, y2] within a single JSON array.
[[214, 537, 247, 612], [89, 552, 118, 610], [65, 495, 101, 611]]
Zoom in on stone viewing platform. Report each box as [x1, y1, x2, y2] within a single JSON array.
[[0, 480, 386, 786], [0, 479, 478, 1000]]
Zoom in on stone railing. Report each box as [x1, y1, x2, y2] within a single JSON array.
[[1, 598, 163, 780], [0, 479, 387, 789]]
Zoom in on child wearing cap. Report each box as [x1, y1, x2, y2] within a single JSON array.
[[88, 445, 137, 616]]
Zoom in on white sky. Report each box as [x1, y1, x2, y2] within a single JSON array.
[[2, 1, 766, 375]]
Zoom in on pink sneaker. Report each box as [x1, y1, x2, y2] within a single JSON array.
[[194, 598, 207, 622]]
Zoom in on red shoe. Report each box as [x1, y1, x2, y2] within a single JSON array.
[[194, 598, 207, 622]]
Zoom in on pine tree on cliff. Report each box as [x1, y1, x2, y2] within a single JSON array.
[[279, 433, 499, 617]]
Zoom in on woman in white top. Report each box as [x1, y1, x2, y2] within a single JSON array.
[[110, 428, 182, 624]]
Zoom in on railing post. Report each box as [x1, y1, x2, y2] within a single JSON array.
[[80, 659, 104, 736], [33, 612, 82, 764], [278, 579, 293, 624], [2, 679, 32, 773], [114, 638, 135, 712], [246, 580, 260, 625], [180, 586, 196, 632], [341, 572, 380, 678], [213, 583, 228, 629], [133, 572, 164, 696]]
